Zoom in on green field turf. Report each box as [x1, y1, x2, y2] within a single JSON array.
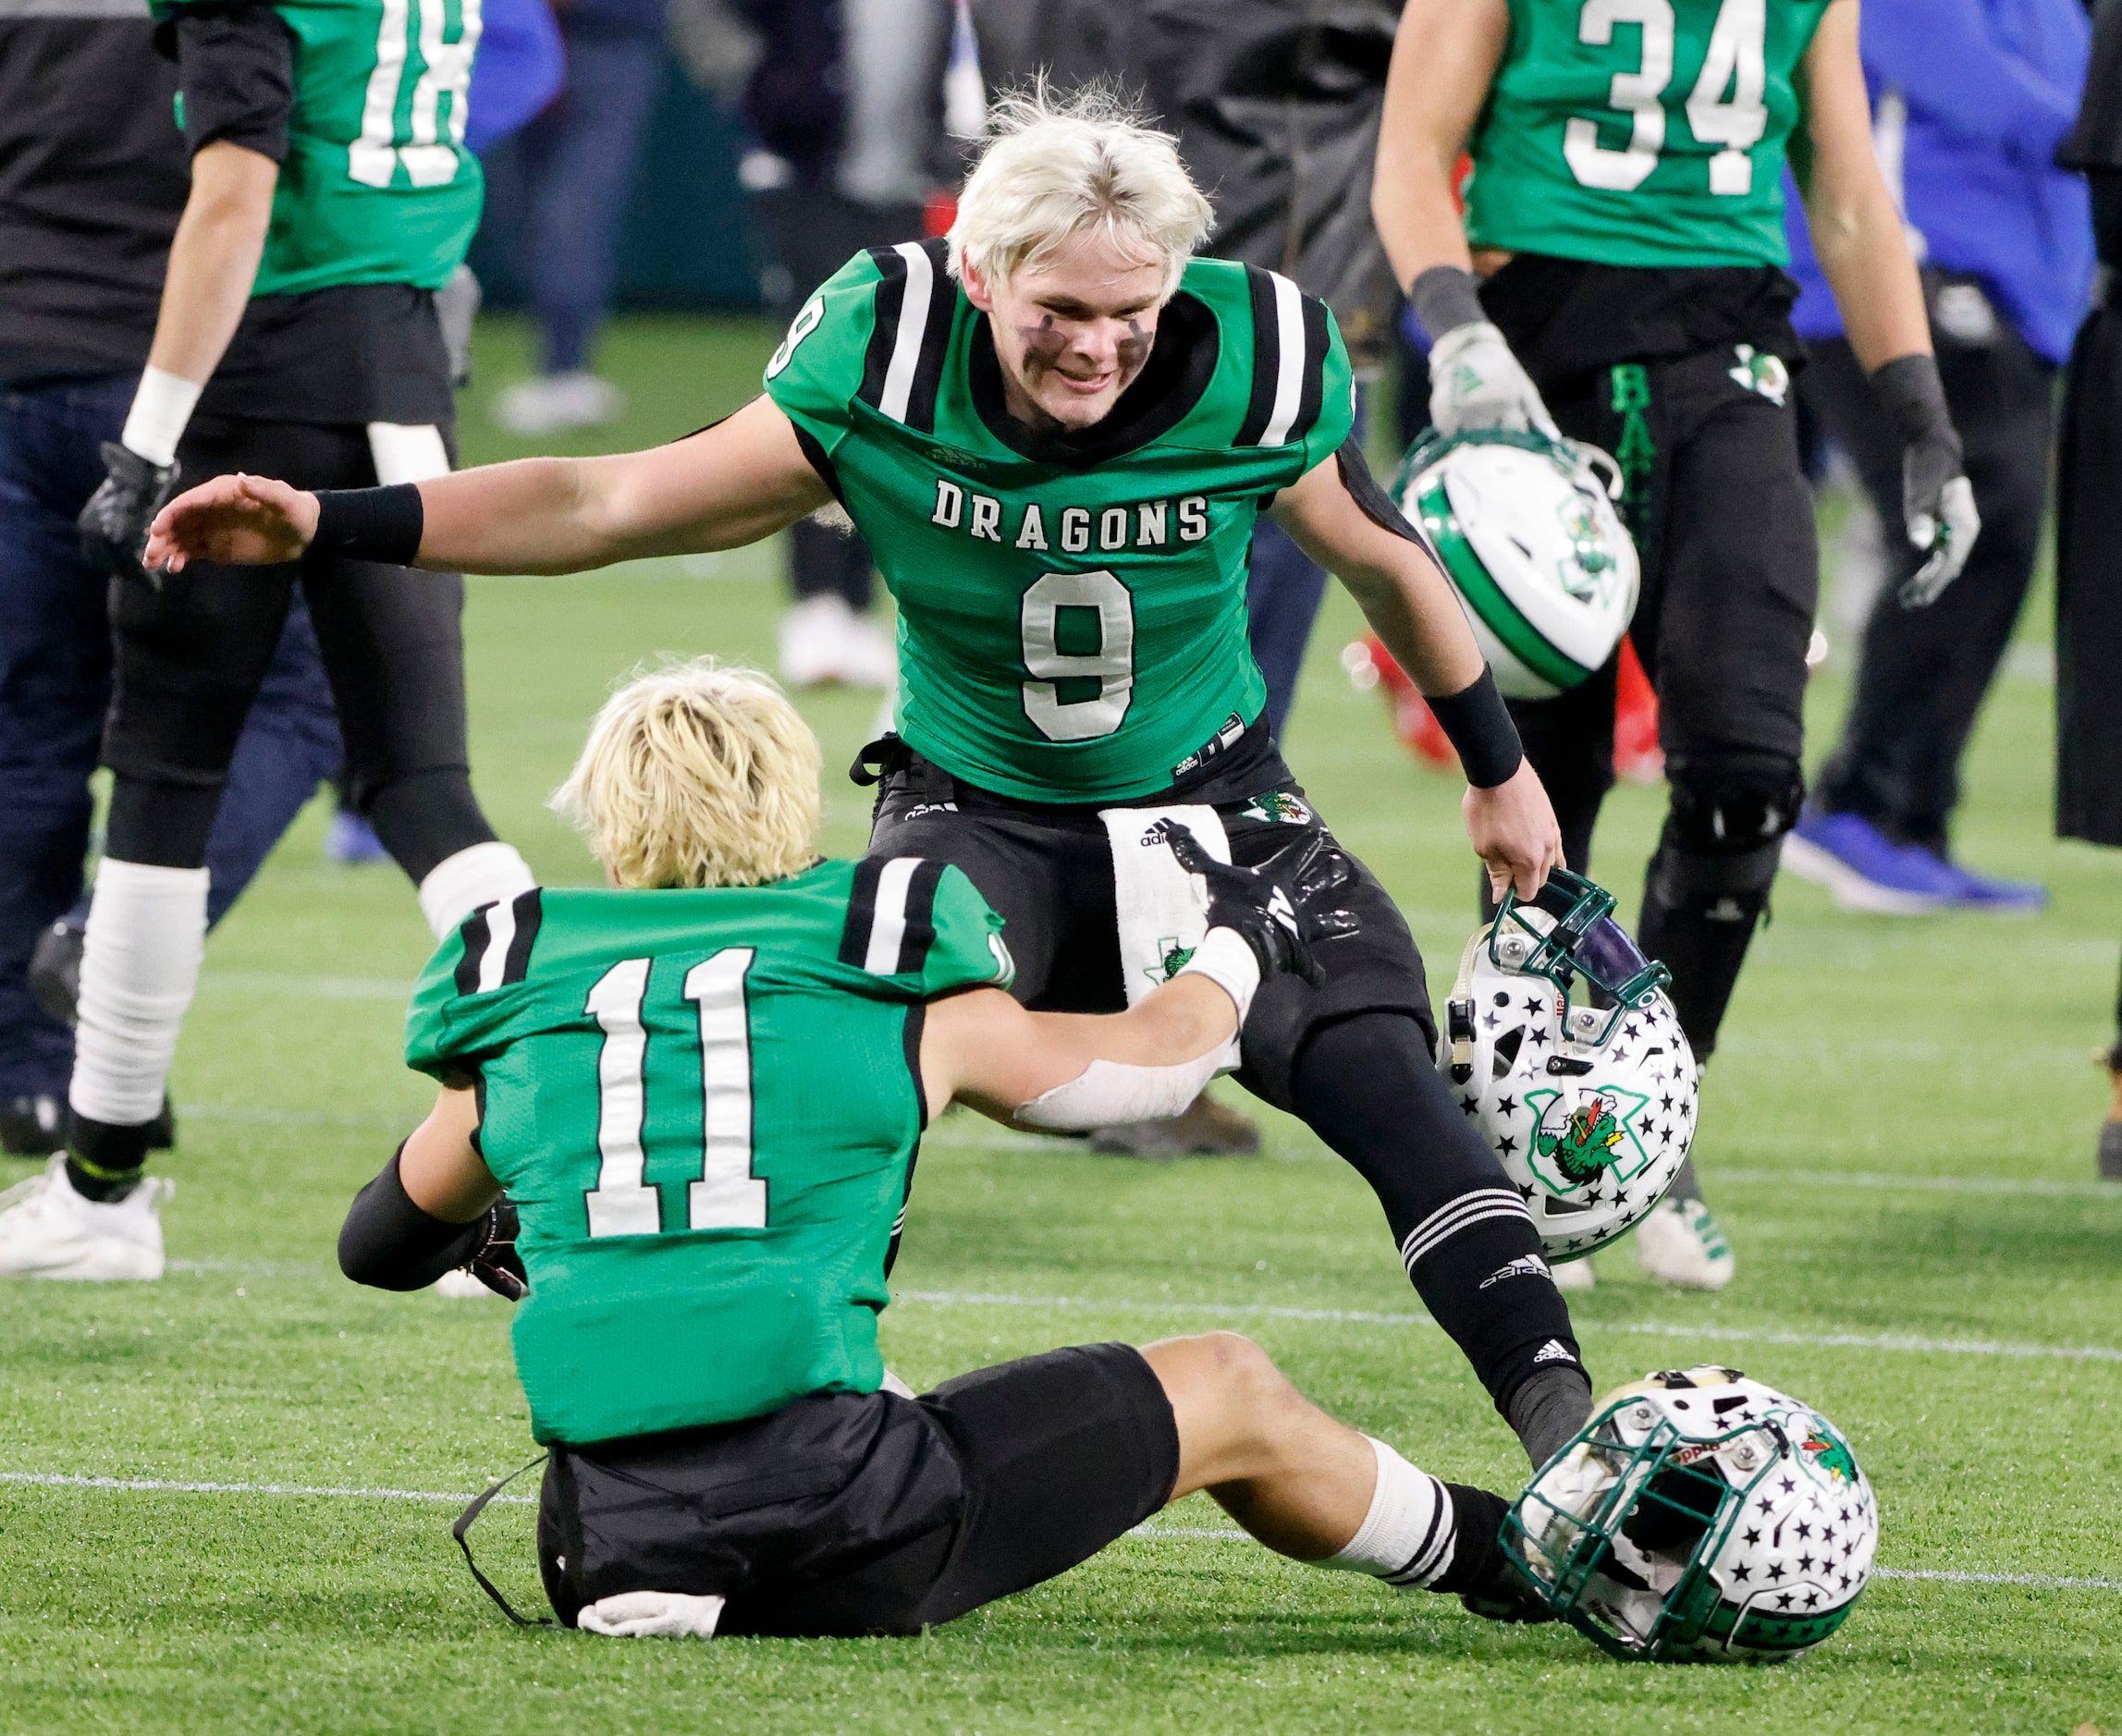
[[1, 314, 2117, 1734]]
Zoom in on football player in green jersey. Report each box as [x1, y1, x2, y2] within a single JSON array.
[[1373, 0, 1979, 1289], [152, 86, 1603, 1472], [39, 0, 533, 1249], [338, 661, 1545, 1637]]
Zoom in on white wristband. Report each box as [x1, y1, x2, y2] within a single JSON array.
[[120, 366, 203, 468], [1173, 926, 1263, 1025]]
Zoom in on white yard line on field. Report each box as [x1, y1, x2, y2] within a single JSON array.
[[892, 1289, 2122, 1364], [195, 972, 413, 1001], [1, 1477, 2111, 1595]]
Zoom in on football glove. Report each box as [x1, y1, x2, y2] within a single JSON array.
[[79, 443, 181, 585], [1428, 322, 1561, 441], [456, 1197, 527, 1302], [1159, 823, 1355, 990], [1899, 461, 1981, 608]]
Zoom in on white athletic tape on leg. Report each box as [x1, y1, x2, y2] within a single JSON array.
[[577, 1591, 726, 1639], [1322, 1436, 1455, 1588], [68, 859, 210, 1126], [1015, 1049, 1230, 1133], [417, 842, 535, 938], [1173, 927, 1262, 1026]]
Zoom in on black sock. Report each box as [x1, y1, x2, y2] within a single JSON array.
[[1637, 836, 1778, 1059], [1664, 1154, 1704, 1204], [1292, 1012, 1588, 1452], [1504, 1365, 1594, 1468], [65, 1110, 151, 1201]]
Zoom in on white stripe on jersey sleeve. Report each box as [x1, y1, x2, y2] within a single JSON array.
[[864, 856, 923, 975], [1259, 270, 1306, 447], [475, 897, 517, 995], [878, 241, 936, 425]]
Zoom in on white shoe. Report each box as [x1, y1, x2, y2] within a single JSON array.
[[1551, 1256, 1597, 1291], [779, 594, 898, 689], [433, 1266, 503, 1300], [0, 1155, 169, 1280], [1634, 1197, 1735, 1290], [492, 370, 626, 436], [837, 610, 899, 689]]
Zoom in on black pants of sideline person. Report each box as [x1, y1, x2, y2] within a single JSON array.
[[1802, 310, 2056, 858]]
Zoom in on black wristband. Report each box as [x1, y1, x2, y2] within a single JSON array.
[[1870, 353, 1960, 461], [337, 1146, 483, 1290], [1409, 264, 1488, 343], [312, 483, 424, 567], [1428, 666, 1524, 789]]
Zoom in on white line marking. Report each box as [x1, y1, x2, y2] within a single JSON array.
[[178, 1102, 421, 1130], [195, 972, 413, 1001], [0, 1472, 532, 1506], [6, 1477, 2109, 1594], [892, 1289, 2122, 1364]]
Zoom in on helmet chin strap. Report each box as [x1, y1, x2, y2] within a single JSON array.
[[1444, 925, 1491, 1085]]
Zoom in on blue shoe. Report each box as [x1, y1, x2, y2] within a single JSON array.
[[324, 811, 390, 865], [1780, 811, 1957, 915], [1921, 850, 2047, 915]]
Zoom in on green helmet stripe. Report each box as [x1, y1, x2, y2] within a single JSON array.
[[1417, 482, 1593, 691]]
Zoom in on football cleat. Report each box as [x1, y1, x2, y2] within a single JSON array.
[[1780, 812, 1955, 916], [1439, 869, 1698, 1264], [492, 370, 625, 436], [1634, 1197, 1735, 1290], [1, 1094, 66, 1157], [1552, 1255, 1597, 1292], [0, 1155, 170, 1280], [1501, 1366, 1880, 1662], [1392, 427, 1640, 700]]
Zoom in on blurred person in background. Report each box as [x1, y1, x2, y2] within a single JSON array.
[[0, 1, 348, 1159], [1781, 0, 2091, 917], [489, 0, 668, 435], [735, 0, 959, 691], [1372, 0, 1978, 1290], [971, 0, 1404, 1156], [0, 0, 536, 1280], [2055, 0, 2122, 1176]]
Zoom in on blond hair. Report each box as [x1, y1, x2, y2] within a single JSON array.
[[948, 80, 1214, 300], [550, 660, 821, 889]]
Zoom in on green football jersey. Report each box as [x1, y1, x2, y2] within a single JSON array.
[[765, 241, 1356, 802], [1464, 0, 1833, 270], [156, 0, 483, 295], [402, 862, 1012, 1446]]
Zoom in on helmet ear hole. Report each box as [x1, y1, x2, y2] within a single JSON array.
[[1620, 1465, 1723, 1555], [1491, 1025, 1525, 1079]]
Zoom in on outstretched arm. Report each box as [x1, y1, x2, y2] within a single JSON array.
[[1271, 452, 1562, 899], [142, 394, 837, 575]]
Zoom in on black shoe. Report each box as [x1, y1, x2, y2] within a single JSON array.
[[147, 1094, 177, 1152], [1432, 1485, 1558, 1625], [0, 1094, 66, 1156], [29, 916, 85, 1027]]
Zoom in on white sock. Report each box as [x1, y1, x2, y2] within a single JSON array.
[[68, 860, 210, 1126], [1320, 1436, 1458, 1588], [417, 841, 536, 938]]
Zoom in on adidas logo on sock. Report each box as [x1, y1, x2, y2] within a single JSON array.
[[1533, 1339, 1576, 1366], [1479, 1254, 1552, 1290]]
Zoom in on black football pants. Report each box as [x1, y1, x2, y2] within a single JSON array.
[[100, 414, 497, 882], [1804, 310, 2055, 856]]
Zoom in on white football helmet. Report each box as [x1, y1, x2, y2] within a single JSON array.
[[1503, 1366, 1881, 1663], [1392, 428, 1640, 699], [1439, 870, 1697, 1263]]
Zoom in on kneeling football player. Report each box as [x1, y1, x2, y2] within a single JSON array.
[[338, 662, 1542, 1638]]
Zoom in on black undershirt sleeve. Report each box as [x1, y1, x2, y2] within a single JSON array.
[[338, 1147, 486, 1291], [171, 7, 296, 164]]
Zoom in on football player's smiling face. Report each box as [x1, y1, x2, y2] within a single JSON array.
[[964, 232, 1168, 433]]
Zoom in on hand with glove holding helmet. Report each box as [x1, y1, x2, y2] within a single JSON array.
[[1409, 264, 1560, 440], [1869, 353, 1981, 607]]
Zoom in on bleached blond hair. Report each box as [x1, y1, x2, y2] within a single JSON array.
[[948, 80, 1214, 300], [550, 660, 821, 890]]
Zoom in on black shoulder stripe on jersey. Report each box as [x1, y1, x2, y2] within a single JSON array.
[[890, 858, 950, 976], [1290, 291, 1332, 448], [1236, 263, 1282, 448], [857, 238, 954, 430], [453, 907, 492, 997], [839, 857, 889, 968], [789, 422, 846, 505], [500, 888, 543, 986]]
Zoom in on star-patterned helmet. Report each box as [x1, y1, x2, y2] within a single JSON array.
[[1438, 870, 1697, 1263], [1501, 1366, 1881, 1663]]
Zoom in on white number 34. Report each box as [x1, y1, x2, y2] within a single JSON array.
[[1564, 0, 1769, 198]]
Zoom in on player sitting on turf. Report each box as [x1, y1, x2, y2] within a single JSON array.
[[336, 661, 1544, 1638], [147, 83, 1597, 1473]]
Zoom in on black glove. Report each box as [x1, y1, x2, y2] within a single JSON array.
[[457, 1197, 528, 1302], [1158, 822, 1345, 989], [79, 442, 180, 584], [1871, 355, 1981, 606]]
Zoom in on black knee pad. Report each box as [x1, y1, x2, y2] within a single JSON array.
[[1662, 756, 1804, 859]]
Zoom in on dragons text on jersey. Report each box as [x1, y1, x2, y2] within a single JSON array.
[[404, 862, 1010, 1446], [767, 239, 1356, 802]]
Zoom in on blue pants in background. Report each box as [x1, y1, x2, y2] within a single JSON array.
[[0, 374, 343, 1102]]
